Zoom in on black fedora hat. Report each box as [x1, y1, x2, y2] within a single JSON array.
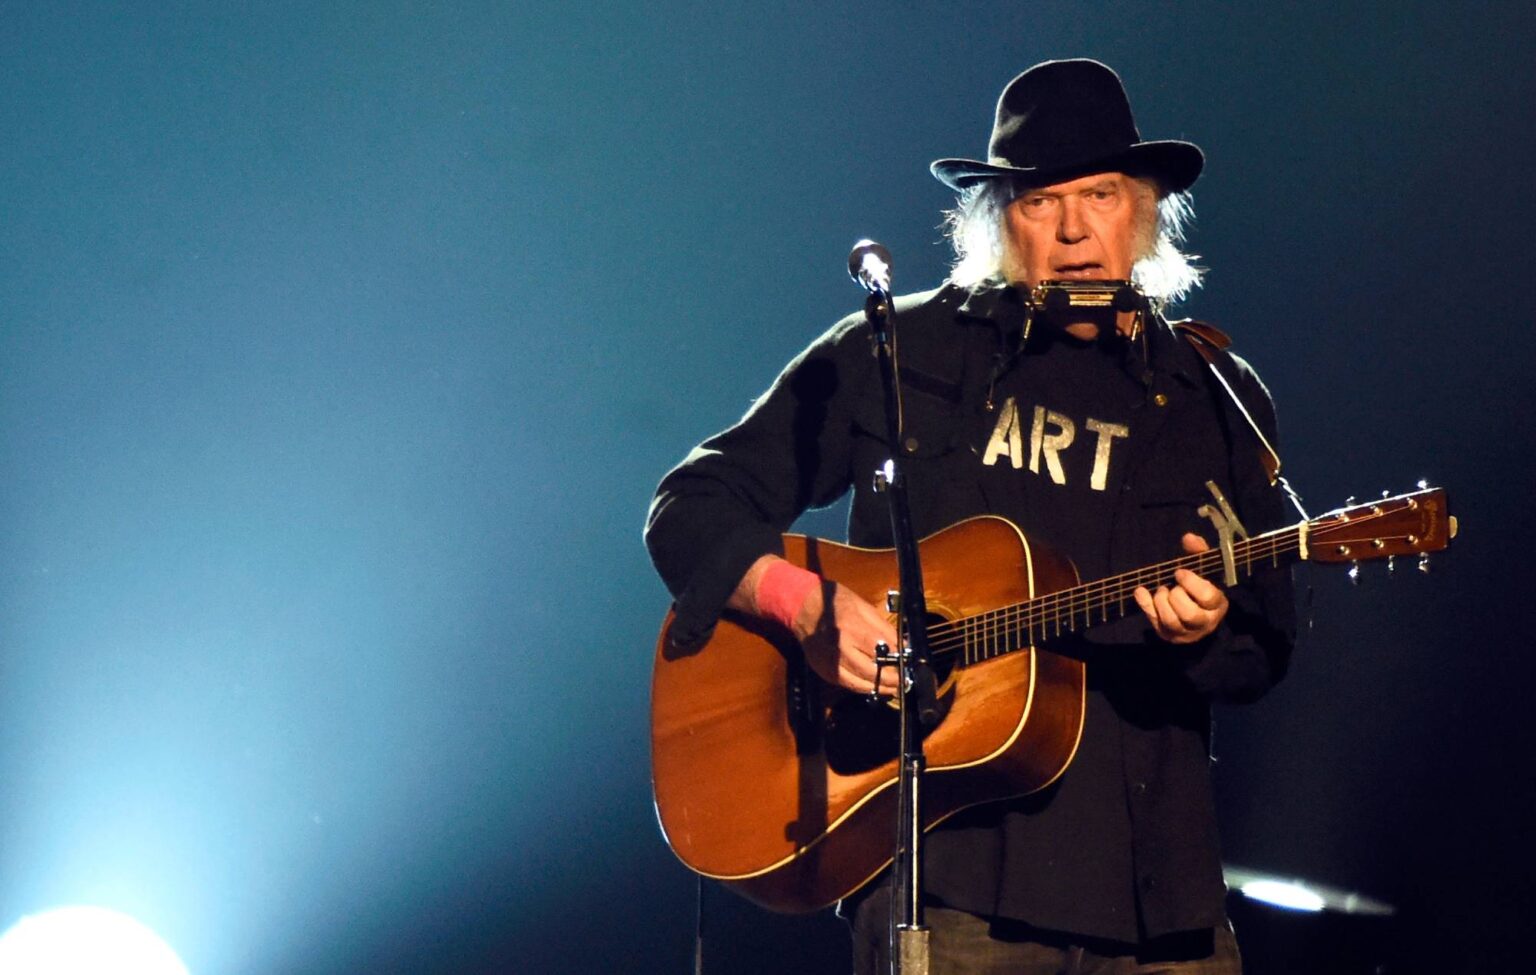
[[931, 58, 1203, 192]]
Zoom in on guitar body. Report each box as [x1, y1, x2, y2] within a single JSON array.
[[650, 486, 1456, 913], [649, 515, 1087, 913]]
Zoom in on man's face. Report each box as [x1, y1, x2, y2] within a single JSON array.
[[999, 171, 1149, 287]]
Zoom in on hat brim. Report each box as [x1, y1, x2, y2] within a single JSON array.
[[930, 140, 1204, 193]]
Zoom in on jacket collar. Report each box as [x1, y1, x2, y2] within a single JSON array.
[[1142, 311, 1203, 388], [955, 281, 1029, 334]]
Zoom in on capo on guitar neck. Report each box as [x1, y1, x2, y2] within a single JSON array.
[[1198, 480, 1249, 586]]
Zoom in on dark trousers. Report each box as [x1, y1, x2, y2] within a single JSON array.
[[850, 893, 1241, 975]]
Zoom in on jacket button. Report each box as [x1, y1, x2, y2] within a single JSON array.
[[1153, 393, 1169, 407], [1132, 782, 1148, 796], [903, 437, 919, 453]]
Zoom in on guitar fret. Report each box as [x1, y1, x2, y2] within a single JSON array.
[[926, 495, 1447, 672], [653, 492, 1450, 919], [934, 525, 1310, 667]]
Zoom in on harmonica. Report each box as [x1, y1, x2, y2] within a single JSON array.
[[1026, 279, 1145, 314]]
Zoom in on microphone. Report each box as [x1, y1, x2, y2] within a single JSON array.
[[847, 239, 892, 296]]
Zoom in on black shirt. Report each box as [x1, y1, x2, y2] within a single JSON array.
[[645, 283, 1295, 942], [980, 325, 1147, 581]]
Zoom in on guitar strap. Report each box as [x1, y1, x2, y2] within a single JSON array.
[[1172, 320, 1282, 486], [1173, 319, 1313, 641]]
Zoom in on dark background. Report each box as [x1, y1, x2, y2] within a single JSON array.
[[3, 2, 1532, 972]]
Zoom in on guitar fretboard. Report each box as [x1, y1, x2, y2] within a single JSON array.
[[924, 524, 1304, 665]]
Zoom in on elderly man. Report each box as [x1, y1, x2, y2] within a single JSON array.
[[646, 59, 1294, 974]]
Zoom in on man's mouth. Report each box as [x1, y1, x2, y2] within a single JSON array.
[[1051, 263, 1106, 280]]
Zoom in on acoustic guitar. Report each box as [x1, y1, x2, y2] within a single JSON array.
[[650, 486, 1455, 913]]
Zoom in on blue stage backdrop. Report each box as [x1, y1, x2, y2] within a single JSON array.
[[2, 3, 1532, 972]]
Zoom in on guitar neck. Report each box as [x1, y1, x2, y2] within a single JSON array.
[[932, 524, 1303, 665], [930, 483, 1453, 664]]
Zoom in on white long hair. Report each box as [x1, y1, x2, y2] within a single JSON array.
[[942, 176, 1204, 304]]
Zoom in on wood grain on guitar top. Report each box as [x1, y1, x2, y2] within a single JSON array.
[[649, 516, 1087, 913], [648, 487, 1453, 913]]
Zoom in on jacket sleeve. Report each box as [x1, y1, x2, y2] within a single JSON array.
[[644, 319, 865, 647], [1178, 352, 1298, 703]]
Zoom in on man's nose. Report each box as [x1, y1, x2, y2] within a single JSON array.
[[1056, 198, 1088, 243]]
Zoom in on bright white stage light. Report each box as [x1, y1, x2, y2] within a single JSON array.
[[0, 906, 190, 975], [1238, 879, 1327, 912]]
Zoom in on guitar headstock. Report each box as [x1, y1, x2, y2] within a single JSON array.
[[1306, 486, 1457, 563]]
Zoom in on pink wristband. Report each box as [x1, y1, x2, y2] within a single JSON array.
[[755, 560, 822, 630]]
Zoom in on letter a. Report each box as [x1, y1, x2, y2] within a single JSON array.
[[982, 397, 1023, 468]]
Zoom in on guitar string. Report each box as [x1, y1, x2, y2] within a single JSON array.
[[928, 528, 1419, 666], [937, 540, 1294, 665], [943, 535, 1281, 637], [927, 519, 1413, 660], [926, 539, 1289, 662], [928, 533, 1299, 665]]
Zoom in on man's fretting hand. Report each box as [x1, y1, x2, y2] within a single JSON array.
[[1133, 532, 1229, 644]]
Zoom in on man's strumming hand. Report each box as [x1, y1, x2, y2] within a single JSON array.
[[732, 555, 901, 696], [790, 581, 902, 696]]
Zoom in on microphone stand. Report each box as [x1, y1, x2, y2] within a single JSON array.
[[855, 262, 940, 975]]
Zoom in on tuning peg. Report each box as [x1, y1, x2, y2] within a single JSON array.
[[1418, 553, 1431, 574], [1348, 562, 1360, 585], [1387, 555, 1395, 575], [1345, 495, 1357, 506], [1417, 478, 1428, 490], [1381, 489, 1391, 499]]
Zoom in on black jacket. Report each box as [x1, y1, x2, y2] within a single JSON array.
[[645, 283, 1295, 942]]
